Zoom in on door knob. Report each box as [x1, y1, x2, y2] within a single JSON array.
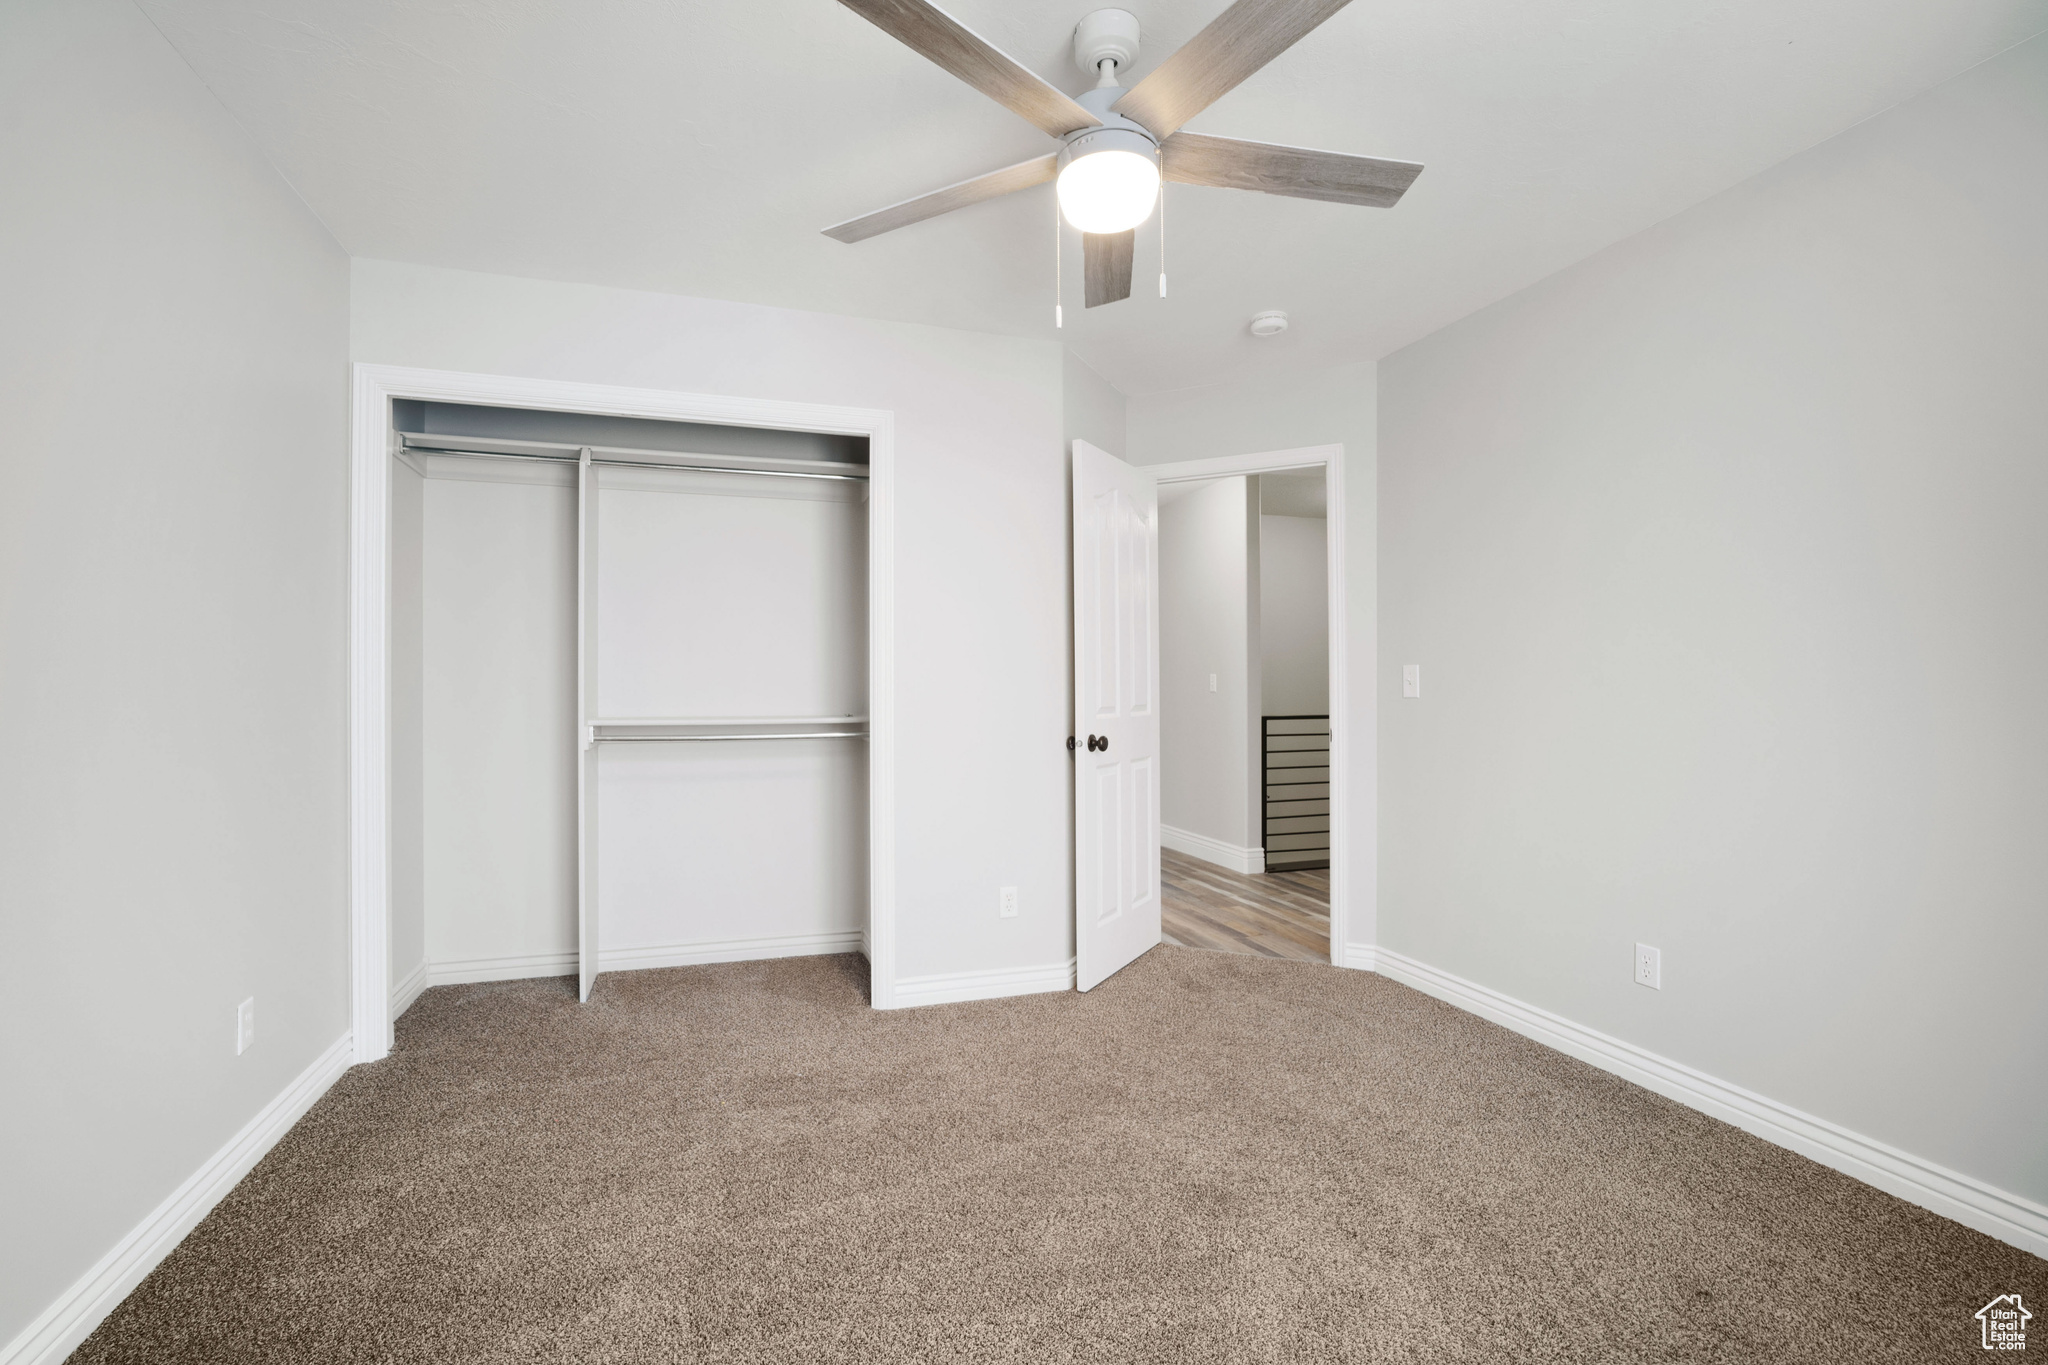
[[1087, 734, 1109, 752]]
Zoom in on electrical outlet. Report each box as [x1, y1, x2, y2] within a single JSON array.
[[1208, 673, 1218, 693], [236, 997, 256, 1054], [998, 886, 1019, 919], [1634, 944, 1661, 990], [1402, 664, 1421, 698]]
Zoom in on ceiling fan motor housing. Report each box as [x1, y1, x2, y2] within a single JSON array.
[[1057, 84, 1159, 178]]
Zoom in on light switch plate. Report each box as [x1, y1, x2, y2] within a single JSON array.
[[1634, 944, 1661, 990], [1402, 665, 1421, 698]]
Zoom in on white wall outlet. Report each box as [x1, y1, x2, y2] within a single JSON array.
[[1208, 673, 1218, 693], [1402, 664, 1421, 698], [1634, 944, 1661, 990], [999, 886, 1019, 919], [236, 997, 256, 1054]]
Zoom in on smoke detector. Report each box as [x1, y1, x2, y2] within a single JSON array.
[[1249, 310, 1289, 337]]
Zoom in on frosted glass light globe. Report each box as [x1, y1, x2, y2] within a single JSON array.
[[1057, 149, 1160, 234]]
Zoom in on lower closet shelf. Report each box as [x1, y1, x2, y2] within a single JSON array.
[[587, 718, 868, 744], [593, 731, 866, 742]]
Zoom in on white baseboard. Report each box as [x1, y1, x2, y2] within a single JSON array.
[[1340, 943, 1379, 972], [1368, 946, 2048, 1259], [389, 960, 428, 1021], [891, 956, 1076, 1009], [1, 1032, 354, 1365], [421, 933, 866, 989], [600, 930, 864, 972], [425, 950, 576, 986], [1161, 824, 1265, 875]]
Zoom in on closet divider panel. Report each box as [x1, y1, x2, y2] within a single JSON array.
[[576, 449, 602, 1002], [593, 466, 869, 963]]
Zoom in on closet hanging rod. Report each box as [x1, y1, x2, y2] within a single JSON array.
[[593, 716, 869, 727], [591, 731, 868, 743], [396, 434, 868, 481], [403, 445, 868, 483]]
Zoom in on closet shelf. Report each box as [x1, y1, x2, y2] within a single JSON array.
[[586, 717, 870, 745], [591, 716, 868, 728]]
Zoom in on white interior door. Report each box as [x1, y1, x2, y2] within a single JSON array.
[[576, 449, 601, 1002], [1072, 440, 1161, 992]]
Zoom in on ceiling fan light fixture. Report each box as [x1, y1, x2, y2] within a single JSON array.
[[1056, 141, 1160, 234]]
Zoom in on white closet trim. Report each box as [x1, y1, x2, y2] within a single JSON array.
[[350, 363, 899, 1063]]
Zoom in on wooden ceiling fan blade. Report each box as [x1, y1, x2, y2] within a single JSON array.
[[1113, 0, 1354, 140], [1083, 230, 1135, 308], [822, 154, 1057, 243], [1162, 132, 1422, 207], [836, 0, 1099, 138]]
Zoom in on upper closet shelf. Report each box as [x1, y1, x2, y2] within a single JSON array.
[[397, 431, 868, 481]]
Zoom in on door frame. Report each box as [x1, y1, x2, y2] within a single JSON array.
[[1140, 444, 1361, 965], [348, 363, 898, 1062]]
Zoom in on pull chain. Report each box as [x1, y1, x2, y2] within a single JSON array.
[[1054, 188, 1064, 328], [1158, 182, 1167, 298]]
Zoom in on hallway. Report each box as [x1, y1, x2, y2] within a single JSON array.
[[1159, 848, 1331, 963]]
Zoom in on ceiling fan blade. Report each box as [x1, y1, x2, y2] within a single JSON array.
[[823, 154, 1057, 243], [1163, 132, 1422, 207], [836, 0, 1100, 138], [1113, 0, 1354, 140], [1083, 230, 1135, 308]]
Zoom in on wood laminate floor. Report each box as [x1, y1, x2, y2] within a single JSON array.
[[1160, 848, 1331, 963]]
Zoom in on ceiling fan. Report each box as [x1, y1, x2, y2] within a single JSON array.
[[823, 0, 1423, 312]]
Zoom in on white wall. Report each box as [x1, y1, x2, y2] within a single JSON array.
[[593, 467, 868, 965], [1378, 34, 2048, 1209], [0, 0, 350, 1351], [1128, 362, 1376, 942], [1158, 479, 1259, 853], [1259, 514, 1330, 716], [415, 461, 579, 978], [352, 259, 1073, 982], [1062, 350, 1127, 460]]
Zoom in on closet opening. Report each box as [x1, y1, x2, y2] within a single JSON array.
[[385, 396, 874, 1016]]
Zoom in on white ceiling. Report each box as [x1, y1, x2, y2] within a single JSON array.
[[140, 0, 2047, 394]]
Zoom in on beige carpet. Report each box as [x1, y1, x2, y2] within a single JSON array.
[[71, 947, 2042, 1363]]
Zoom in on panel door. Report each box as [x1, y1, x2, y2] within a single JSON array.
[[1072, 440, 1161, 992]]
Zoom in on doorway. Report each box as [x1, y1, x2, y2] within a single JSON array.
[[1146, 447, 1348, 965]]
